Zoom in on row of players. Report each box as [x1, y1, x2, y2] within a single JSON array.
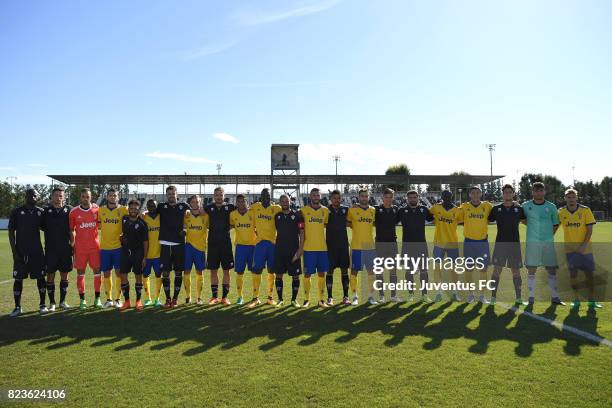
[[8, 181, 600, 316]]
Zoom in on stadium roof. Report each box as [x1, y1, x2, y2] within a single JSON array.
[[48, 174, 504, 186]]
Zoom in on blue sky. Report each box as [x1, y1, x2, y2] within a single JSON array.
[[1, 0, 611, 187]]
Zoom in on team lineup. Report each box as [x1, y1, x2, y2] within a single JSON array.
[[8, 181, 602, 317]]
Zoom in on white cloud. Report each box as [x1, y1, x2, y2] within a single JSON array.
[[144, 151, 217, 164], [213, 132, 239, 144], [27, 163, 46, 168], [182, 41, 237, 60], [0, 166, 16, 172], [235, 0, 341, 26]]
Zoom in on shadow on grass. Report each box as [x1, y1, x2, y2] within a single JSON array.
[[0, 301, 606, 357]]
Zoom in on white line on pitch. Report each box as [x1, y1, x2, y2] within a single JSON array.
[[496, 302, 612, 347], [0, 279, 12, 284]]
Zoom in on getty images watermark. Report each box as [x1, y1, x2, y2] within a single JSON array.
[[371, 255, 495, 292]]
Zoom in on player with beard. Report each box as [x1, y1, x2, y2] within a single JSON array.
[[42, 187, 73, 311], [374, 188, 400, 303], [157, 185, 190, 308], [326, 190, 351, 305], [9, 189, 46, 316]]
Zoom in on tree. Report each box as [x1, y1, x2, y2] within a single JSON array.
[[385, 163, 410, 191]]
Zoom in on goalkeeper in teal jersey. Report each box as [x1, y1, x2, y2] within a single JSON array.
[[522, 182, 563, 305]]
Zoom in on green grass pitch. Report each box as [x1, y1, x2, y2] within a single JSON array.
[[0, 225, 611, 407]]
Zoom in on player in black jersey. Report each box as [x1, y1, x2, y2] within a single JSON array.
[[273, 194, 304, 307], [488, 184, 526, 306], [9, 189, 46, 317], [373, 188, 399, 303], [42, 187, 73, 311], [398, 190, 434, 302], [157, 185, 190, 308], [119, 199, 149, 310], [204, 187, 235, 305], [326, 190, 350, 305]]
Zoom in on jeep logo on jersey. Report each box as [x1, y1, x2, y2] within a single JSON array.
[[79, 221, 97, 229]]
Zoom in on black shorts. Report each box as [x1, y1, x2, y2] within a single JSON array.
[[45, 248, 73, 274], [327, 246, 350, 270], [207, 238, 234, 270], [401, 242, 429, 271], [160, 244, 185, 273], [492, 242, 523, 269], [13, 252, 45, 280], [273, 249, 302, 276], [376, 241, 398, 260], [120, 248, 144, 275]]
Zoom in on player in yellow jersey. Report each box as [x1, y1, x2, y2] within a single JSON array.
[[460, 186, 493, 304], [300, 188, 330, 308], [230, 194, 257, 305], [247, 188, 282, 308], [430, 190, 464, 302], [98, 189, 128, 309], [558, 188, 601, 309], [142, 199, 162, 307], [184, 195, 209, 305], [347, 188, 376, 305]]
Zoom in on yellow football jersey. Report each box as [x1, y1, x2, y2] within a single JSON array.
[[185, 211, 209, 252], [250, 202, 282, 243], [558, 205, 596, 253], [300, 205, 329, 251], [430, 204, 463, 248], [460, 201, 492, 240], [143, 212, 161, 259], [98, 205, 128, 250], [347, 206, 375, 250], [230, 209, 257, 246]]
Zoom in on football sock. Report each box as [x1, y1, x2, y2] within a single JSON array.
[[162, 276, 171, 300], [377, 273, 384, 297], [491, 272, 501, 297], [104, 275, 112, 301], [513, 276, 522, 299], [252, 273, 262, 298], [154, 276, 162, 300], [47, 282, 56, 304], [367, 273, 376, 296], [77, 274, 85, 298], [135, 282, 143, 301], [37, 277, 46, 305], [267, 272, 275, 297], [236, 273, 244, 298], [528, 274, 536, 298], [420, 270, 428, 295], [349, 274, 357, 295], [291, 276, 300, 301], [211, 284, 219, 299], [222, 283, 230, 299], [93, 273, 101, 298], [405, 270, 415, 294], [142, 276, 151, 301], [196, 274, 203, 299], [183, 273, 191, 299], [326, 273, 333, 299], [317, 275, 325, 301], [114, 273, 122, 301], [275, 277, 284, 301], [341, 271, 349, 298], [390, 271, 398, 297], [547, 273, 558, 298], [13, 279, 23, 307], [59, 279, 68, 303], [173, 275, 182, 300], [303, 275, 311, 300], [121, 283, 130, 301]]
